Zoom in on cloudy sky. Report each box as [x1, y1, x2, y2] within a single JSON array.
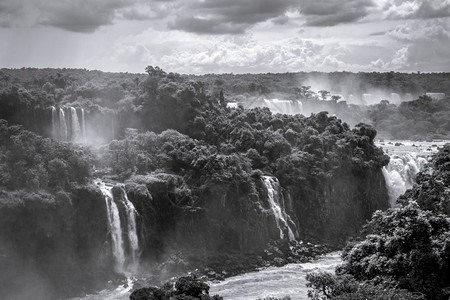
[[1, 0, 449, 74]]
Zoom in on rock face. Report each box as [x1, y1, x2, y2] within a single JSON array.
[[0, 163, 389, 299], [124, 167, 388, 263], [0, 153, 389, 300], [288, 169, 389, 245], [0, 185, 116, 299]]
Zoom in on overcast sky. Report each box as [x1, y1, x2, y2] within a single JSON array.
[[0, 0, 449, 74]]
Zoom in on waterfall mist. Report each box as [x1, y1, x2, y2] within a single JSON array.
[[49, 106, 117, 145]]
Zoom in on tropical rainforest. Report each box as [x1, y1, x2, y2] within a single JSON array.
[[0, 67, 448, 299]]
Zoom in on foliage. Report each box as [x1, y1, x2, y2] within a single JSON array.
[[339, 202, 450, 299], [399, 144, 450, 215], [306, 271, 424, 300], [0, 120, 92, 190]]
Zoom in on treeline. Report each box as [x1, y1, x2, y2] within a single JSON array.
[[307, 144, 450, 300], [190, 71, 450, 98]]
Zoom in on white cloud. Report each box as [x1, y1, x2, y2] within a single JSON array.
[[381, 0, 450, 20], [107, 29, 348, 73]]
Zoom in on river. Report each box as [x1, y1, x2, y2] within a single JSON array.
[[71, 252, 341, 300], [209, 252, 341, 300]]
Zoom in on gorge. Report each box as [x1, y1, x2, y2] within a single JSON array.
[[0, 68, 449, 300]]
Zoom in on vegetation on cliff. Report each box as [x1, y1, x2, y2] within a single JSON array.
[[307, 144, 450, 300], [0, 119, 92, 190]]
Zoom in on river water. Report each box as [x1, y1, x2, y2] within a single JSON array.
[[209, 252, 341, 300], [71, 252, 341, 300]]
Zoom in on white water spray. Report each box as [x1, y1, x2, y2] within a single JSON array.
[[70, 107, 82, 142], [59, 107, 68, 141], [262, 176, 296, 241], [122, 189, 140, 272], [263, 99, 303, 115], [97, 180, 126, 272], [382, 153, 427, 206]]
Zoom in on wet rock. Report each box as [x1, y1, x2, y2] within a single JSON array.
[[273, 257, 286, 266]]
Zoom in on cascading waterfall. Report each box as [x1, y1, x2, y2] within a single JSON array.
[[122, 189, 140, 272], [262, 176, 296, 241], [59, 107, 68, 141], [70, 107, 82, 142], [95, 179, 140, 274], [263, 99, 303, 115], [97, 180, 126, 273], [382, 153, 428, 206]]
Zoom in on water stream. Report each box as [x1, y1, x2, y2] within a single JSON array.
[[262, 176, 296, 241], [210, 252, 341, 300]]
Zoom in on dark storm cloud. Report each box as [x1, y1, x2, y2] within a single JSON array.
[[169, 17, 248, 34], [169, 0, 376, 34], [299, 0, 375, 26], [0, 0, 138, 32], [169, 0, 298, 34], [38, 0, 131, 33]]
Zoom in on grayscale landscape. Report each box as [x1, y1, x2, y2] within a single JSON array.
[[0, 1, 449, 300]]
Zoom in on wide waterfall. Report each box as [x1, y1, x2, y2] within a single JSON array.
[[263, 99, 303, 115], [382, 154, 427, 206], [262, 176, 296, 241], [51, 106, 86, 143], [95, 180, 140, 274], [378, 141, 447, 206]]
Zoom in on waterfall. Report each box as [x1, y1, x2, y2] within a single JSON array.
[[382, 153, 428, 206], [97, 180, 126, 273], [70, 107, 82, 142], [51, 106, 57, 138], [95, 179, 140, 274], [262, 176, 296, 241], [122, 189, 140, 272], [49, 106, 87, 143], [59, 107, 68, 141], [263, 99, 303, 115]]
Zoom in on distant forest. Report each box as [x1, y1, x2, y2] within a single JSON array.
[[1, 68, 449, 140]]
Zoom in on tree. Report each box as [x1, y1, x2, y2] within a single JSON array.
[[318, 90, 330, 100]]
